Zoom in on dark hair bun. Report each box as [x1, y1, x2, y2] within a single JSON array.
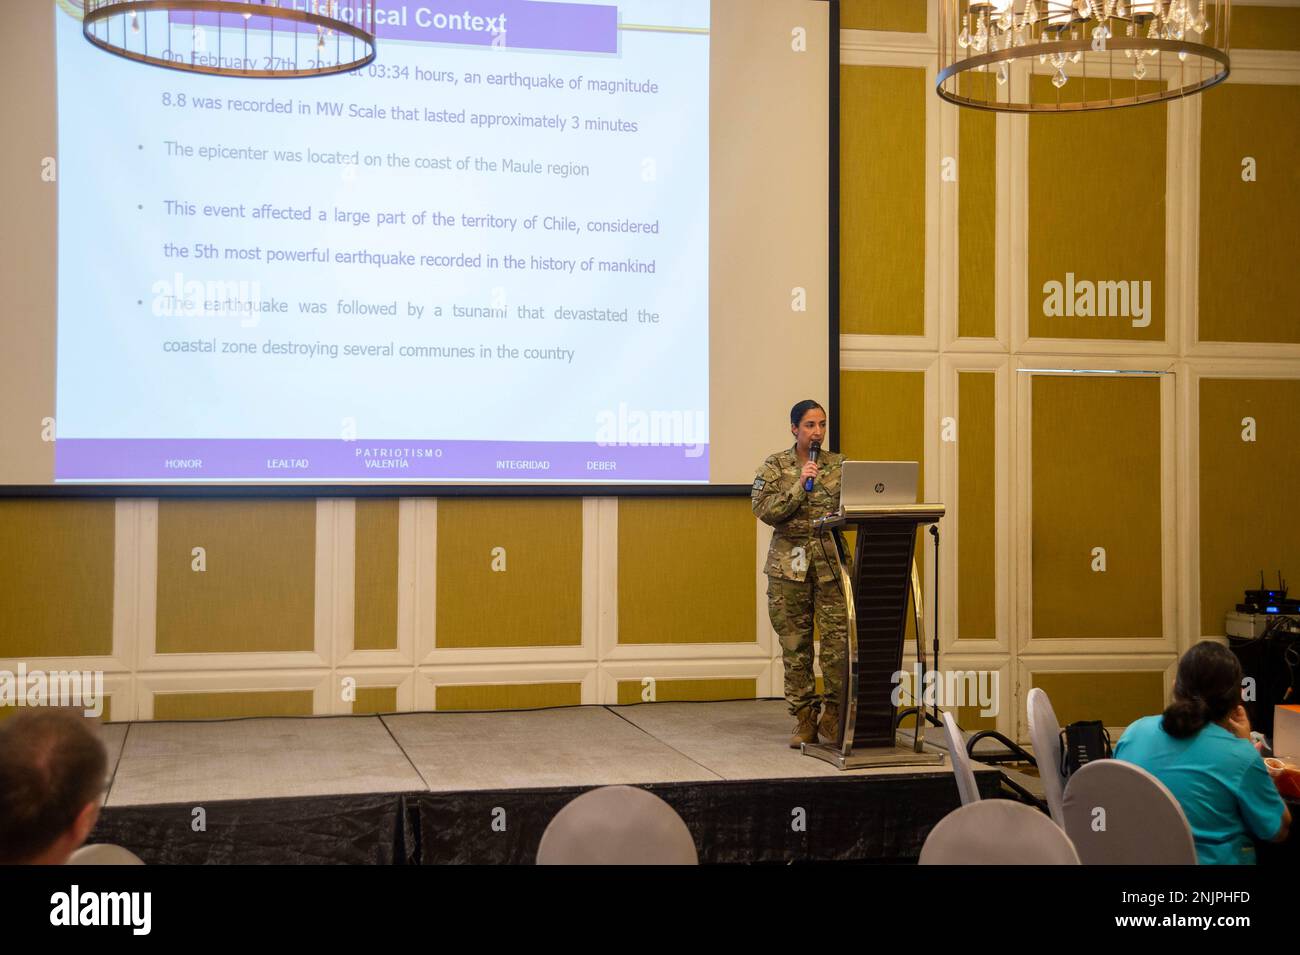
[[1161, 696, 1211, 739]]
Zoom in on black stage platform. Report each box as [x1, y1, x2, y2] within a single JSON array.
[[86, 700, 1006, 864]]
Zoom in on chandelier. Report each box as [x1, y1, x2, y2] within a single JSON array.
[[937, 1, 1230, 111], [82, 1, 377, 77]]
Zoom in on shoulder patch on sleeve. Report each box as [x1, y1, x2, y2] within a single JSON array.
[[752, 476, 765, 491]]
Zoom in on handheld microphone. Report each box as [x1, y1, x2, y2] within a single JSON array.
[[804, 440, 821, 492]]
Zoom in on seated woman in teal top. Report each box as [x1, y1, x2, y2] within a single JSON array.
[[1115, 641, 1291, 864]]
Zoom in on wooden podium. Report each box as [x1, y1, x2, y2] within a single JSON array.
[[802, 503, 946, 770]]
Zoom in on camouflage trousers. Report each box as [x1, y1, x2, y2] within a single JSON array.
[[766, 574, 848, 716]]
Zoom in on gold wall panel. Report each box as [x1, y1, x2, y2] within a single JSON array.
[[1198, 378, 1300, 632], [0, 500, 114, 658], [436, 682, 581, 711], [352, 685, 397, 715], [841, 66, 928, 336], [156, 501, 315, 654], [1031, 376, 1163, 639], [1032, 670, 1165, 728], [1199, 84, 1300, 344], [354, 499, 399, 652], [1231, 5, 1300, 50], [0, 701, 112, 724], [152, 690, 314, 721], [1028, 77, 1166, 341], [618, 498, 755, 645], [958, 372, 997, 640], [436, 499, 582, 648], [841, 0, 927, 33], [958, 72, 997, 340], [616, 677, 757, 705]]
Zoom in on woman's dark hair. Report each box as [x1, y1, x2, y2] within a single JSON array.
[[789, 400, 826, 428], [1161, 641, 1244, 739]]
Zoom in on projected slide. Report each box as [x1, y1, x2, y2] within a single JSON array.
[[54, 1, 709, 483]]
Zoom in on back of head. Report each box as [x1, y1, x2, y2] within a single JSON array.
[[1161, 641, 1243, 740], [0, 708, 107, 864]]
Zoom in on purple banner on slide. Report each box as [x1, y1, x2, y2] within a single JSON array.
[[171, 1, 618, 54], [375, 0, 618, 53], [55, 438, 708, 483]]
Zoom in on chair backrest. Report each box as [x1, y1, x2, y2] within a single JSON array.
[[537, 785, 698, 865], [942, 710, 980, 806], [1027, 687, 1067, 827], [66, 843, 145, 865], [919, 800, 1080, 865], [1062, 759, 1198, 865]]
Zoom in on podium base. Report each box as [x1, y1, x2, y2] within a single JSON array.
[[801, 741, 946, 770]]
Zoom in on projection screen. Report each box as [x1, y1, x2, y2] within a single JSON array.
[[0, 0, 837, 492]]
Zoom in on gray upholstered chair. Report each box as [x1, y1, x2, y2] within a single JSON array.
[[942, 710, 980, 806], [1027, 687, 1067, 827], [1062, 758, 1197, 864], [66, 844, 145, 865], [919, 799, 1081, 865], [537, 785, 698, 865]]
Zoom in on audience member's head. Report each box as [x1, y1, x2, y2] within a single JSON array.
[[0, 708, 107, 864], [1161, 640, 1244, 739]]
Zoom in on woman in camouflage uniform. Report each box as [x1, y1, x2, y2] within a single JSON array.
[[752, 400, 848, 748]]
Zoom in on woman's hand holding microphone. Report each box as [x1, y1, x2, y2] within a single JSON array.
[[800, 460, 819, 488]]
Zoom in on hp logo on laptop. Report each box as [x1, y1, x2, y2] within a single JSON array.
[[874, 482, 885, 493]]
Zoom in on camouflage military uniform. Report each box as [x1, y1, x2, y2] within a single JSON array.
[[752, 445, 848, 716]]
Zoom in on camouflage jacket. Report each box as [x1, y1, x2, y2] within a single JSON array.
[[751, 445, 845, 582]]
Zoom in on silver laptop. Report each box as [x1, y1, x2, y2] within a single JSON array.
[[840, 461, 919, 507]]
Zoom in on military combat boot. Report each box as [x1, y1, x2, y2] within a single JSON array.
[[789, 706, 818, 748], [817, 703, 840, 744]]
